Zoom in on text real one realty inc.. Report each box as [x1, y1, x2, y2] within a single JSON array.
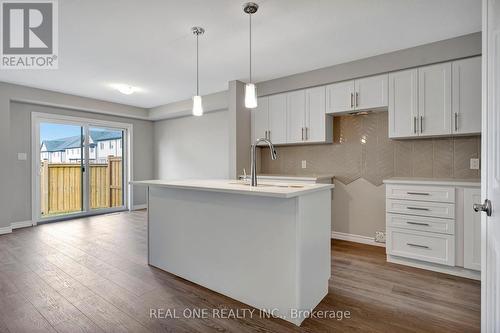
[[150, 308, 351, 321]]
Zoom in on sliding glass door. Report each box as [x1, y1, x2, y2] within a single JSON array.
[[89, 126, 124, 211], [39, 122, 84, 218], [34, 114, 129, 223]]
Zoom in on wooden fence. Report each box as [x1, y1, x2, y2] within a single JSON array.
[[40, 157, 122, 216]]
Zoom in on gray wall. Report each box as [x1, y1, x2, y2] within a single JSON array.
[[0, 82, 150, 229], [257, 32, 481, 96], [9, 102, 153, 223], [154, 110, 229, 180]]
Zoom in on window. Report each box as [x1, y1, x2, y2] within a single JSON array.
[[109, 141, 114, 149], [100, 142, 104, 149], [90, 147, 94, 153]]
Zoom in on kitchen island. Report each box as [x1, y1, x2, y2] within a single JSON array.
[[131, 179, 334, 326]]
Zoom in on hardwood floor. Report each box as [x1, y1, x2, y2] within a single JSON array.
[[0, 211, 480, 332]]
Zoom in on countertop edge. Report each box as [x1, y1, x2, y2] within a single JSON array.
[[383, 178, 481, 187], [130, 181, 334, 198]]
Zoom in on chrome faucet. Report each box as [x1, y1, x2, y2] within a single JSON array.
[[250, 138, 278, 187]]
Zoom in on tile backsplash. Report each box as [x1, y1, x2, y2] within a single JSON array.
[[260, 112, 481, 186]]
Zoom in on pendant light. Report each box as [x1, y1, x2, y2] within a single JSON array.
[[192, 26, 205, 116], [243, 2, 258, 109]]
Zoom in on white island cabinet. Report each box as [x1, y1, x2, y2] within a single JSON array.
[[131, 179, 334, 326]]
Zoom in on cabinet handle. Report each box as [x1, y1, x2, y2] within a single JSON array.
[[414, 116, 417, 134], [420, 116, 424, 133], [407, 192, 430, 196], [350, 93, 354, 108], [301, 127, 304, 140], [305, 127, 308, 140], [407, 243, 430, 249], [454, 112, 458, 131], [407, 206, 430, 211], [355, 92, 359, 107], [268, 130, 271, 141], [407, 221, 430, 226]]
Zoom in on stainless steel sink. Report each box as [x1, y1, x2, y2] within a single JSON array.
[[229, 182, 304, 189]]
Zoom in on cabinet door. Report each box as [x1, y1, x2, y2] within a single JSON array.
[[388, 69, 419, 138], [268, 93, 287, 144], [354, 74, 388, 110], [418, 63, 452, 136], [286, 90, 306, 143], [326, 80, 355, 114], [464, 188, 481, 271], [452, 57, 482, 135], [251, 96, 268, 145], [306, 86, 326, 142]]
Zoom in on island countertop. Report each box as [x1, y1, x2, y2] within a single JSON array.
[[131, 179, 334, 198]]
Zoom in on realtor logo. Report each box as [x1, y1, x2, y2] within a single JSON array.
[[1, 0, 58, 69]]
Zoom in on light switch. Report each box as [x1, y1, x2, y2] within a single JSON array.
[[470, 158, 480, 170], [301, 160, 307, 169], [17, 153, 27, 161]]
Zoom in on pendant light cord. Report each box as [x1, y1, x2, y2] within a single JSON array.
[[249, 13, 252, 84], [196, 33, 199, 96]]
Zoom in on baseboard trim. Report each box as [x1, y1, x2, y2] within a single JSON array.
[[132, 204, 147, 211], [11, 220, 33, 229], [332, 231, 386, 247], [0, 226, 12, 235], [387, 254, 481, 280]]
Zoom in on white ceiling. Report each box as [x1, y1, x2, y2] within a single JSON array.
[[0, 0, 481, 108]]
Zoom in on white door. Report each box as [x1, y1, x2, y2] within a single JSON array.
[[354, 74, 388, 110], [452, 56, 482, 135], [464, 188, 481, 271], [418, 63, 452, 136], [326, 80, 355, 114], [286, 90, 306, 143], [305, 86, 326, 142], [388, 69, 419, 138], [268, 93, 287, 144], [251, 96, 269, 145], [482, 0, 500, 330]]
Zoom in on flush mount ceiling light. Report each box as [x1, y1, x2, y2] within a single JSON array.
[[192, 26, 205, 117], [110, 83, 139, 95], [243, 2, 259, 109]]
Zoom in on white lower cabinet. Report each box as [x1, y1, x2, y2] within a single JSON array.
[[463, 188, 481, 271], [384, 179, 481, 279], [386, 228, 455, 266]]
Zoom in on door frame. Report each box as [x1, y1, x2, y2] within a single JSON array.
[[31, 112, 134, 225]]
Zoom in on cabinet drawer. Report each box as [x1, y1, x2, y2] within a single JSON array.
[[387, 213, 455, 235], [386, 228, 455, 266], [386, 199, 455, 219], [386, 184, 455, 203]]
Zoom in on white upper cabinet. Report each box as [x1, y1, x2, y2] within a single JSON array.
[[286, 90, 306, 143], [306, 86, 330, 143], [452, 56, 482, 135], [326, 81, 355, 114], [389, 58, 480, 138], [354, 74, 388, 110], [389, 69, 419, 138], [327, 74, 388, 114], [268, 93, 287, 144], [251, 96, 269, 145], [418, 62, 452, 136]]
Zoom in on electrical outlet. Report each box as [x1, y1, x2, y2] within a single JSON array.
[[470, 158, 480, 170], [375, 231, 386, 243], [301, 160, 307, 169]]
